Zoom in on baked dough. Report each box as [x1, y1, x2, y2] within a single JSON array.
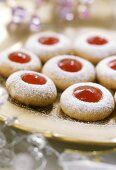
[[0, 49, 41, 78], [74, 31, 116, 64], [60, 82, 115, 121], [42, 55, 96, 90], [6, 70, 57, 106], [25, 32, 72, 63], [96, 56, 116, 89]]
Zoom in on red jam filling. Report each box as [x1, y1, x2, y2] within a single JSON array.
[[108, 60, 116, 70], [21, 74, 46, 85], [38, 36, 59, 45], [8, 52, 31, 64], [58, 59, 82, 72], [87, 36, 108, 45], [73, 85, 102, 103]]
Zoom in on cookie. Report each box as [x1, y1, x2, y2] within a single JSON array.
[[42, 55, 96, 90], [60, 82, 115, 121], [6, 70, 57, 106], [25, 32, 72, 63], [0, 49, 41, 77], [74, 31, 116, 64], [96, 56, 116, 89]]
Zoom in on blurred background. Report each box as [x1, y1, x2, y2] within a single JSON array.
[[0, 0, 116, 51]]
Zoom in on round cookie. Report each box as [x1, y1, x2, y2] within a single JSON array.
[[0, 49, 41, 78], [60, 82, 115, 121], [6, 71, 57, 106], [25, 32, 72, 63], [42, 55, 96, 90], [74, 31, 116, 64], [96, 56, 116, 89]]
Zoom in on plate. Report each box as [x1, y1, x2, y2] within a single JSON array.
[[1, 91, 116, 146], [0, 2, 116, 146]]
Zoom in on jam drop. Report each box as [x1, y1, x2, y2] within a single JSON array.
[[38, 36, 59, 45], [8, 52, 31, 64], [73, 85, 102, 103], [108, 60, 116, 70], [87, 36, 108, 45], [22, 74, 46, 85], [58, 59, 82, 72]]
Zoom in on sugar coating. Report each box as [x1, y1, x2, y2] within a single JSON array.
[[96, 56, 116, 89], [6, 70, 57, 106], [25, 32, 72, 63], [0, 48, 41, 78], [42, 55, 96, 90], [60, 82, 115, 121], [74, 31, 116, 64]]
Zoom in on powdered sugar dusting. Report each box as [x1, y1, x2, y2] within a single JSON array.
[[0, 48, 42, 77], [25, 32, 72, 63], [6, 70, 57, 106], [96, 56, 116, 89], [74, 31, 116, 64], [42, 55, 96, 90], [60, 82, 115, 121]]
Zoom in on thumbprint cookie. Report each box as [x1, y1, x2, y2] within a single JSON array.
[[0, 49, 41, 78], [6, 71, 57, 106], [25, 32, 72, 63], [96, 56, 116, 89], [42, 55, 96, 90], [60, 82, 115, 121], [74, 31, 116, 64]]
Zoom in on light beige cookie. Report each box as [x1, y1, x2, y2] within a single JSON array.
[[60, 82, 115, 121], [6, 71, 57, 106], [25, 31, 72, 63], [42, 55, 96, 90], [96, 56, 116, 89], [74, 31, 116, 64], [0, 49, 41, 78]]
